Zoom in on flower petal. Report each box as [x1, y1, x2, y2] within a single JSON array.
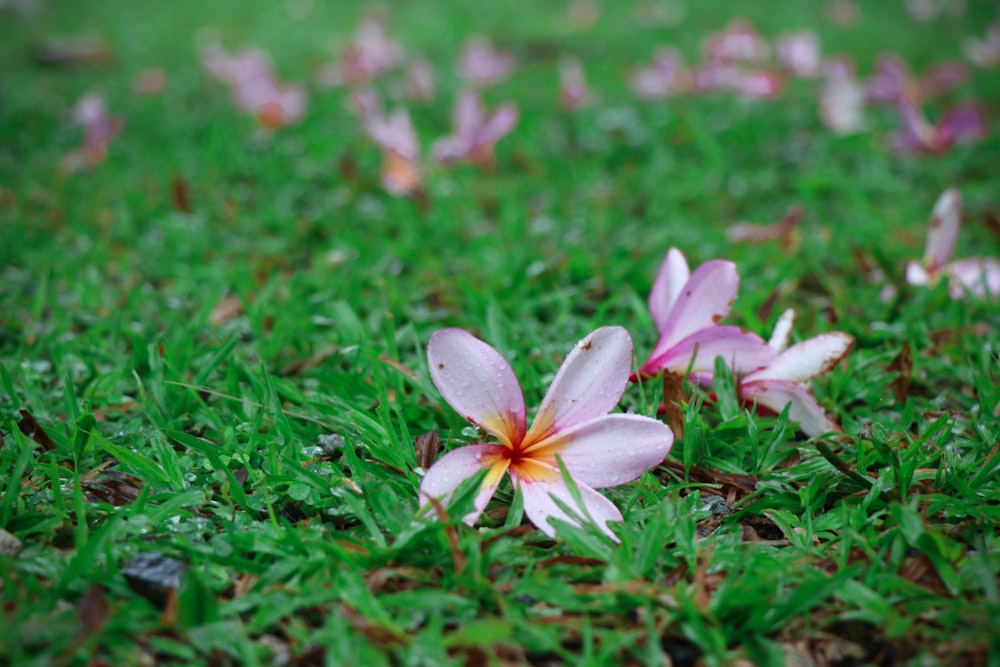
[[905, 260, 932, 286], [527, 327, 632, 442], [945, 257, 1000, 299], [454, 90, 483, 139], [922, 188, 961, 274], [419, 444, 508, 525], [556, 414, 673, 488], [478, 103, 519, 144], [517, 476, 623, 541], [428, 328, 526, 444], [643, 325, 775, 375], [648, 248, 691, 333], [741, 378, 842, 438], [768, 308, 796, 353], [747, 333, 854, 383], [649, 258, 740, 358]]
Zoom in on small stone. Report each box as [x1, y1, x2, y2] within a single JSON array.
[[0, 529, 23, 557], [122, 552, 185, 607]]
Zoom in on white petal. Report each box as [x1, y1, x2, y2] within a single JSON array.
[[741, 379, 842, 438], [517, 476, 623, 542], [557, 414, 673, 488], [643, 325, 775, 375], [648, 258, 741, 358], [768, 309, 796, 353], [923, 188, 961, 273], [905, 260, 932, 286], [419, 444, 508, 525], [648, 248, 691, 334], [527, 327, 632, 442], [747, 333, 854, 383], [945, 257, 1000, 299], [427, 328, 526, 444]]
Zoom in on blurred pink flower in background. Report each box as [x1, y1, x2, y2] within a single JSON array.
[[692, 62, 784, 99], [433, 90, 518, 168], [630, 49, 690, 98], [420, 327, 673, 541], [202, 45, 307, 128], [354, 91, 422, 196], [405, 58, 436, 103], [905, 189, 1000, 299], [558, 58, 590, 109], [819, 57, 866, 134], [460, 38, 516, 87], [866, 54, 968, 105], [60, 92, 122, 173], [963, 22, 1000, 69], [888, 97, 987, 154], [703, 19, 771, 64], [776, 31, 821, 78], [317, 18, 403, 87]]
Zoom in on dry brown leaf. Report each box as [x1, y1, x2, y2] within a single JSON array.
[[413, 430, 441, 469], [210, 295, 244, 326], [661, 372, 686, 440], [887, 342, 913, 403], [16, 409, 58, 452]]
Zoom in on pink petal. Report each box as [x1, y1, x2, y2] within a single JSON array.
[[432, 136, 466, 164], [937, 104, 988, 145], [741, 379, 842, 438], [454, 90, 484, 139], [922, 188, 961, 273], [478, 103, 519, 145], [366, 108, 419, 160], [945, 257, 1000, 299], [649, 258, 740, 358], [746, 333, 854, 384], [517, 476, 623, 541], [643, 326, 776, 376], [557, 414, 673, 488], [866, 54, 908, 105], [905, 260, 932, 286], [648, 248, 691, 334], [419, 444, 508, 525], [919, 61, 968, 99], [428, 328, 526, 445], [528, 327, 633, 441]]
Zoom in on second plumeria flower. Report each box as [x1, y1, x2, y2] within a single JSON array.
[[420, 327, 673, 541]]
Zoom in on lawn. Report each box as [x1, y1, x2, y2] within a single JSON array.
[[1, 0, 999, 665]]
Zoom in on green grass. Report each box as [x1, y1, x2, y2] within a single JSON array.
[[1, 0, 999, 665]]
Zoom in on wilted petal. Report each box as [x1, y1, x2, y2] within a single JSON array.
[[428, 328, 526, 444], [747, 333, 854, 384], [555, 414, 673, 488], [768, 309, 796, 353], [419, 444, 508, 524], [650, 259, 740, 357], [741, 379, 842, 438], [945, 257, 1000, 299], [528, 327, 632, 441], [648, 248, 690, 334], [644, 325, 775, 375], [922, 188, 961, 273], [518, 477, 623, 541]]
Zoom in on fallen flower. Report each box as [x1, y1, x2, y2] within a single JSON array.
[[819, 57, 866, 135], [433, 90, 518, 168], [420, 327, 673, 540], [356, 93, 422, 196], [460, 38, 516, 87], [775, 31, 821, 78], [888, 96, 987, 154], [637, 248, 776, 379], [317, 18, 404, 87], [866, 54, 968, 105], [202, 45, 307, 128], [60, 91, 122, 173], [964, 22, 1000, 69], [905, 189, 1000, 299], [738, 309, 854, 438], [630, 49, 690, 98], [405, 58, 436, 103], [727, 207, 803, 246], [692, 62, 784, 99], [703, 19, 771, 64]]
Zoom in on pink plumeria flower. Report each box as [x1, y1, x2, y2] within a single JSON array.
[[558, 58, 590, 109], [905, 189, 1000, 299], [202, 45, 307, 128], [630, 49, 690, 98], [888, 96, 987, 154], [460, 38, 516, 87], [738, 309, 854, 438], [317, 18, 403, 87], [776, 31, 821, 78], [61, 91, 122, 173], [636, 248, 776, 379], [819, 57, 866, 135], [964, 22, 1000, 69], [420, 327, 673, 541], [357, 95, 422, 196], [866, 54, 968, 105], [432, 90, 518, 168], [703, 19, 771, 64], [405, 58, 436, 103]]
